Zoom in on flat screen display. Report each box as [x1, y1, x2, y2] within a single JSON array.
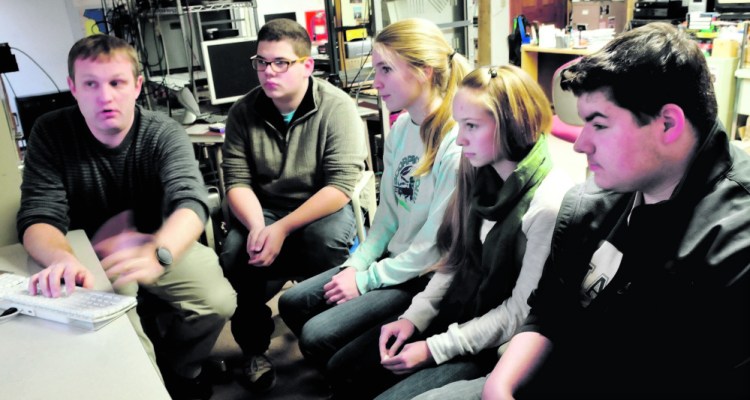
[[15, 90, 77, 140], [201, 36, 260, 105]]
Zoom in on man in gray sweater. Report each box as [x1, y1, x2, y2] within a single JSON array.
[[17, 34, 236, 400], [220, 18, 367, 393]]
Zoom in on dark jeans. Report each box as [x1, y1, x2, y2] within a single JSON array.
[[278, 267, 429, 369], [327, 319, 496, 400], [220, 205, 355, 356]]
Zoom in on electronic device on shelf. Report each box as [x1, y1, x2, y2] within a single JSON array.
[[15, 91, 77, 140], [201, 36, 260, 105], [716, 0, 750, 11], [715, 0, 750, 19], [0, 271, 137, 331], [634, 1, 687, 19]]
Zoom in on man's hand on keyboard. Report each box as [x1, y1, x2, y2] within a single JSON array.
[[29, 253, 95, 298], [100, 240, 165, 287]]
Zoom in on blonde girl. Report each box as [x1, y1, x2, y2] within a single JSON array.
[[279, 17, 469, 389], [337, 65, 573, 399]]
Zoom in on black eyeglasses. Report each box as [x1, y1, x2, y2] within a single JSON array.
[[250, 56, 308, 73]]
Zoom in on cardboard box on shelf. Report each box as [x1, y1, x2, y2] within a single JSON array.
[[713, 38, 739, 58], [341, 55, 371, 73]]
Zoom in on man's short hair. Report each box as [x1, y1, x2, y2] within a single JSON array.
[[257, 18, 312, 58], [67, 34, 141, 80], [561, 22, 717, 136]]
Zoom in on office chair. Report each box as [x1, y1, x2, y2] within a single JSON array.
[[202, 185, 223, 252], [351, 170, 377, 244], [550, 58, 584, 144]]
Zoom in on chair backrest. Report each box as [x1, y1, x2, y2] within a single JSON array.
[[551, 58, 585, 126]]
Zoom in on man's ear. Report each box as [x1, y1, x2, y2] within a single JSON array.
[[659, 104, 685, 145], [303, 56, 315, 77], [67, 76, 77, 96], [135, 75, 143, 96]]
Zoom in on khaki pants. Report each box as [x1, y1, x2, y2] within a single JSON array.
[[118, 242, 237, 379]]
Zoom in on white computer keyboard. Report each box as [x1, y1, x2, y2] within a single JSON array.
[[0, 271, 137, 330]]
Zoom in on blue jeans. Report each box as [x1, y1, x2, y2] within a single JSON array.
[[374, 355, 493, 400], [220, 205, 355, 356], [410, 376, 486, 400], [278, 266, 429, 369]]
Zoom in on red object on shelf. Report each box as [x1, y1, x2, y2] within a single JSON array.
[[305, 10, 328, 42]]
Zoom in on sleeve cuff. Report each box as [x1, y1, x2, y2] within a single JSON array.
[[355, 270, 371, 294], [175, 199, 208, 225], [401, 311, 431, 333]]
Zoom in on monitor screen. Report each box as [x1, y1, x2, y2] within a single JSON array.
[[201, 37, 260, 105], [264, 12, 297, 24], [15, 90, 77, 140]]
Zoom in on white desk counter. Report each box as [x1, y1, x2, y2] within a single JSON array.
[[0, 230, 170, 400]]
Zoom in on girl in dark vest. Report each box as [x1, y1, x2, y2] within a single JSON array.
[[330, 65, 574, 400]]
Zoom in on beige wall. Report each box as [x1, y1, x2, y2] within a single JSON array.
[[478, 0, 510, 65], [0, 82, 22, 246]]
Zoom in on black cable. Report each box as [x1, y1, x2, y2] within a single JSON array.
[[347, 45, 372, 91], [9, 47, 61, 92], [185, 5, 195, 73], [100, 0, 111, 34], [141, 10, 166, 71], [151, 23, 166, 72], [352, 50, 374, 103]]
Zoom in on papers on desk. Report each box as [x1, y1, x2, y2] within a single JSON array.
[[149, 71, 208, 91], [185, 124, 220, 136], [538, 24, 559, 48], [579, 29, 615, 51]]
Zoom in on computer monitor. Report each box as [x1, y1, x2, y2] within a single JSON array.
[[264, 12, 297, 24], [15, 90, 77, 140], [201, 36, 260, 105]]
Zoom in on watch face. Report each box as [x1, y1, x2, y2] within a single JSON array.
[[156, 247, 173, 266]]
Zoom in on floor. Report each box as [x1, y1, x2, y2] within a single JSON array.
[[205, 133, 587, 400], [209, 285, 332, 400]]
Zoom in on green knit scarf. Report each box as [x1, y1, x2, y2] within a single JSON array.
[[426, 136, 553, 335]]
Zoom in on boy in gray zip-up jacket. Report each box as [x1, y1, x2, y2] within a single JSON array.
[[220, 18, 367, 392]]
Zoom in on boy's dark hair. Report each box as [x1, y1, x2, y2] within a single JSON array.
[[561, 22, 717, 137], [68, 34, 140, 80], [258, 18, 312, 58]]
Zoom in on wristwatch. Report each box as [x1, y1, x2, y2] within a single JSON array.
[[155, 246, 173, 267]]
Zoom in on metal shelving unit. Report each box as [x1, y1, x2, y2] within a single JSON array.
[[147, 1, 256, 15], [376, 0, 476, 65], [138, 1, 259, 103]]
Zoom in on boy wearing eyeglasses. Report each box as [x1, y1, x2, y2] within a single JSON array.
[[220, 18, 368, 393]]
